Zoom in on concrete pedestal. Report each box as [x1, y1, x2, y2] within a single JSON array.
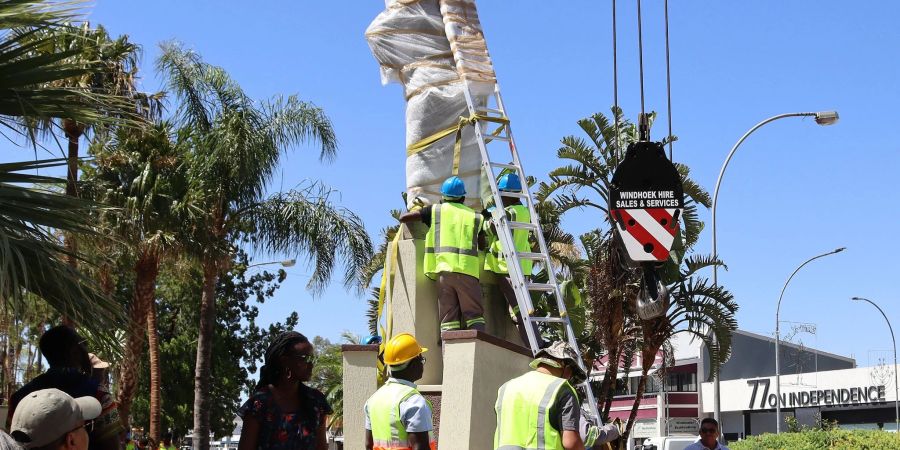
[[438, 330, 533, 450], [341, 344, 379, 448], [341, 229, 534, 450]]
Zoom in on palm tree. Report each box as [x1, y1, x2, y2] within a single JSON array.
[[618, 254, 737, 445], [156, 43, 374, 450], [13, 22, 158, 276], [538, 109, 733, 434], [82, 122, 188, 440], [0, 0, 150, 339]]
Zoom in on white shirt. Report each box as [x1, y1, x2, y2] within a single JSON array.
[[685, 441, 729, 450], [364, 378, 433, 433]]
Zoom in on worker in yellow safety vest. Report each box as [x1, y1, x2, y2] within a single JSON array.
[[400, 176, 486, 333], [483, 173, 543, 347], [494, 341, 620, 450], [365, 333, 437, 450]]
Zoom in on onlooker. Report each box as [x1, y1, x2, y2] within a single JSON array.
[[9, 388, 101, 450], [6, 326, 123, 450], [685, 418, 730, 450], [87, 354, 110, 388], [238, 331, 331, 450], [122, 433, 135, 450], [157, 433, 174, 450]]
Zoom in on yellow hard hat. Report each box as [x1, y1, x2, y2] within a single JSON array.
[[383, 333, 428, 366]]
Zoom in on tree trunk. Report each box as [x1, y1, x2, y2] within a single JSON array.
[[141, 253, 162, 445], [598, 344, 619, 415], [63, 120, 83, 268], [116, 249, 157, 430], [601, 345, 623, 420], [193, 258, 219, 450], [146, 295, 161, 445], [620, 369, 650, 449], [62, 119, 84, 329]]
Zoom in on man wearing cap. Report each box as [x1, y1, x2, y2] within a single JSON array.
[[494, 341, 620, 450], [10, 388, 102, 450], [6, 326, 123, 450], [364, 333, 436, 450], [400, 176, 487, 334]]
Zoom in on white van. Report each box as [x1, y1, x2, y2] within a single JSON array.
[[637, 435, 698, 450]]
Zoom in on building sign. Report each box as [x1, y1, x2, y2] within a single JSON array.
[[666, 418, 699, 435], [632, 419, 659, 438], [746, 378, 887, 409]]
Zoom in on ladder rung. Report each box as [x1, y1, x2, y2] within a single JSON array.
[[498, 191, 528, 200], [516, 252, 548, 261], [486, 135, 511, 143], [525, 282, 556, 292], [490, 162, 519, 170], [508, 221, 537, 231], [476, 107, 504, 115], [530, 316, 567, 324]]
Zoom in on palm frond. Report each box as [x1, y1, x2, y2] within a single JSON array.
[[0, 157, 123, 338], [241, 184, 374, 294]]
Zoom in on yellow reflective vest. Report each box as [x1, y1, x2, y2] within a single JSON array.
[[494, 371, 576, 450], [367, 380, 437, 450], [424, 202, 482, 279], [484, 204, 533, 276]]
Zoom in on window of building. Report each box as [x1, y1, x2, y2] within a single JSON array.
[[625, 371, 697, 394]]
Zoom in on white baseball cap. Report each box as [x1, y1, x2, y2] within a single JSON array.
[[10, 388, 101, 448]]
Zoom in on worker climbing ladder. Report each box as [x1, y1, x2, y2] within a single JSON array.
[[367, 0, 603, 425], [433, 0, 603, 424], [458, 82, 602, 423]]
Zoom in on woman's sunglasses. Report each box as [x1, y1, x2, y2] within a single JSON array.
[[290, 353, 317, 365]]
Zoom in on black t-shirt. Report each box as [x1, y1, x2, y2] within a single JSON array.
[[549, 387, 581, 432], [8, 368, 122, 450]]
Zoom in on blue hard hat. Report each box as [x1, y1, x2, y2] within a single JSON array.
[[498, 173, 522, 192], [441, 176, 466, 197]]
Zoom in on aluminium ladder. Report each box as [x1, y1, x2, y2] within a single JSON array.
[[459, 82, 602, 424]]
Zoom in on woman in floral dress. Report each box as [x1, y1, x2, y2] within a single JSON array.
[[239, 332, 331, 450]]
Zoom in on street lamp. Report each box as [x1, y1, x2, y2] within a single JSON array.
[[774, 247, 845, 432], [851, 296, 899, 432], [711, 110, 839, 428], [248, 258, 296, 268]]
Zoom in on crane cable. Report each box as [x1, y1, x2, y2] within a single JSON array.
[[636, 0, 646, 122], [612, 0, 621, 161], [664, 0, 674, 161], [615, 0, 675, 159]]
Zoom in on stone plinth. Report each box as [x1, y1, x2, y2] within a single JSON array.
[[341, 227, 533, 450], [341, 344, 379, 449], [437, 330, 533, 450]]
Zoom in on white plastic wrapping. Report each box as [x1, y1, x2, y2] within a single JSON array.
[[366, 0, 497, 209]]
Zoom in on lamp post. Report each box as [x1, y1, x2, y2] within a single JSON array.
[[851, 296, 899, 432], [711, 111, 839, 428], [774, 247, 845, 432], [248, 258, 296, 268]]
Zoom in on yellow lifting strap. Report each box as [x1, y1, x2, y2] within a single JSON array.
[[377, 229, 402, 344], [406, 113, 510, 176]]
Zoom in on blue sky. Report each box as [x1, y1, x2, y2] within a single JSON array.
[[64, 1, 900, 365]]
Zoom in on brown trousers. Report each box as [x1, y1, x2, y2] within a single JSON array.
[[497, 275, 544, 348], [437, 272, 485, 331]]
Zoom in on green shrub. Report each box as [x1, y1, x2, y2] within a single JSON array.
[[730, 429, 899, 450]]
